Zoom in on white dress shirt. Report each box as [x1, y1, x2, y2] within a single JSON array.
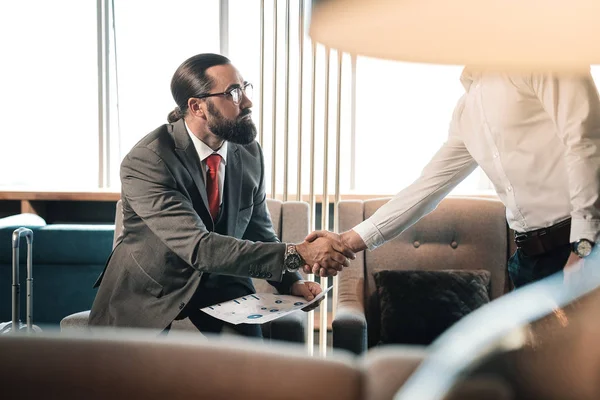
[[185, 122, 228, 208], [354, 68, 600, 250]]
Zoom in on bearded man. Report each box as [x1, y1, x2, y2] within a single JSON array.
[[89, 54, 352, 337]]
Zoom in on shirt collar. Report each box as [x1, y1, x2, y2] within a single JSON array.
[[185, 121, 228, 165]]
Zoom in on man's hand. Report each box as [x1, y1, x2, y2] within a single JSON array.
[[290, 281, 323, 311], [295, 234, 356, 277], [301, 230, 366, 276], [563, 252, 584, 286]]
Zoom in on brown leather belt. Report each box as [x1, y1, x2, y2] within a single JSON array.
[[514, 218, 571, 257]]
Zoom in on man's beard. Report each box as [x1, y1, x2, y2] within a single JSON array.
[[206, 101, 257, 145]]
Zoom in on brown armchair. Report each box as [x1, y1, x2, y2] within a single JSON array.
[[334, 196, 513, 354]]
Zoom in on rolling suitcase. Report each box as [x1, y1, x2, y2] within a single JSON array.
[[0, 227, 41, 334]]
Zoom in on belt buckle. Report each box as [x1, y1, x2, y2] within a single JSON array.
[[537, 228, 548, 237], [514, 234, 528, 245]]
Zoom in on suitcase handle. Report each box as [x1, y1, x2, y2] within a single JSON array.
[[12, 228, 33, 333]]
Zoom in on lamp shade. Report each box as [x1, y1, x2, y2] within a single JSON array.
[[309, 0, 600, 71]]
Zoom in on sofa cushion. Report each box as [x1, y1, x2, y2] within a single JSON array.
[[374, 269, 491, 345], [0, 213, 46, 228]]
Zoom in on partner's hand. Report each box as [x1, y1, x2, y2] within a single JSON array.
[[290, 280, 323, 311], [563, 252, 584, 286], [305, 229, 367, 254]]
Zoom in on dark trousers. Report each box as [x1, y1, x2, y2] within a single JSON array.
[[162, 283, 263, 338], [162, 314, 263, 337], [186, 307, 263, 337], [508, 243, 571, 289]]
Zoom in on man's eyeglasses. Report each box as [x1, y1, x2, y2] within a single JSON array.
[[195, 82, 253, 106]]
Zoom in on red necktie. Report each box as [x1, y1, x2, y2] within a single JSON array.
[[205, 154, 221, 221]]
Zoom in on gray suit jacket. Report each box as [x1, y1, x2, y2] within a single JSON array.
[[89, 119, 301, 332]]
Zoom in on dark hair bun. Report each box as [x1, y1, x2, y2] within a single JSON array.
[[167, 107, 183, 123]]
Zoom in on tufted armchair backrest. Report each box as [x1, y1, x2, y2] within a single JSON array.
[[337, 196, 512, 348]]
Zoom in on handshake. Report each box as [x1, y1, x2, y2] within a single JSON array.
[[294, 230, 367, 277]]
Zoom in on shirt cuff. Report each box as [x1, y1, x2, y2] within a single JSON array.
[[570, 218, 600, 243], [352, 220, 386, 251]]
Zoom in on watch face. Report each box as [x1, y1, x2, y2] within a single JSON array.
[[577, 240, 594, 257], [285, 253, 303, 271]]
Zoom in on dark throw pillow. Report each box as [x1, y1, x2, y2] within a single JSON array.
[[373, 269, 491, 346]]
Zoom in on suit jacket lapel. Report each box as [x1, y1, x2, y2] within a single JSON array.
[[224, 143, 242, 236], [171, 120, 213, 228]]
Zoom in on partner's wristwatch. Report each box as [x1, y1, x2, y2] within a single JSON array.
[[283, 244, 304, 273], [571, 239, 594, 258]]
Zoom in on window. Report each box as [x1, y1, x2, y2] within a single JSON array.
[[229, 0, 355, 198], [353, 58, 488, 195], [107, 0, 220, 188], [0, 0, 99, 189], [0, 0, 598, 196], [228, 1, 487, 198]]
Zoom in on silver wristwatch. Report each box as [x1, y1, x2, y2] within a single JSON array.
[[572, 239, 594, 258], [283, 244, 303, 273]]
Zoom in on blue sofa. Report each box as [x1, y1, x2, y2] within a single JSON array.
[[0, 217, 113, 327]]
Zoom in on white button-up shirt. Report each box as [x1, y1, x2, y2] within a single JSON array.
[[185, 122, 228, 206], [354, 68, 600, 250]]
